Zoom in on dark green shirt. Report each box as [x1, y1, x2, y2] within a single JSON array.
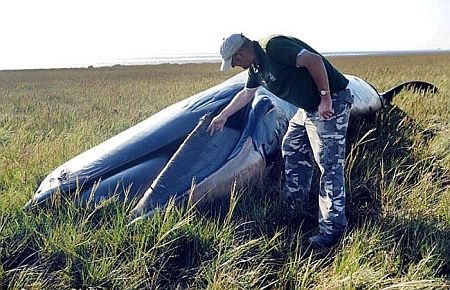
[[246, 35, 349, 112]]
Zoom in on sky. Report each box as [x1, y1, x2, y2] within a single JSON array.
[[0, 0, 449, 70]]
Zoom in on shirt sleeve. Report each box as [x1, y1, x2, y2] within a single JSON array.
[[265, 36, 306, 67], [245, 69, 260, 89]]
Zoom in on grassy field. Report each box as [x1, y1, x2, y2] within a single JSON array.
[[0, 53, 449, 289]]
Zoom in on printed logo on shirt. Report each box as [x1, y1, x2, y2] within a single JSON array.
[[268, 71, 276, 82]]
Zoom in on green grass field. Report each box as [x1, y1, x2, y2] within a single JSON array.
[[1, 53, 449, 289]]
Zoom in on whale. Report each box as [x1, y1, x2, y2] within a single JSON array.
[[24, 71, 437, 223]]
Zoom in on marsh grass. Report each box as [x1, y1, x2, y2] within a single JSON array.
[[1, 54, 449, 289]]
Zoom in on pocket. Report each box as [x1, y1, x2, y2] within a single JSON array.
[[332, 99, 349, 116], [320, 138, 346, 164], [332, 89, 353, 105]]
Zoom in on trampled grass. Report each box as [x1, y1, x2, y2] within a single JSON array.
[[1, 53, 449, 289]]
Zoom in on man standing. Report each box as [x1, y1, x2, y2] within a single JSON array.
[[207, 33, 353, 249]]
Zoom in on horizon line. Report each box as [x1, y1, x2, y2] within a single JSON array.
[[1, 48, 449, 72]]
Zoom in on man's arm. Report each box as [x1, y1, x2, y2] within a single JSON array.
[[207, 87, 258, 135], [296, 50, 334, 120]]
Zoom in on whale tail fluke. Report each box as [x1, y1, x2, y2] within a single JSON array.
[[381, 81, 438, 103]]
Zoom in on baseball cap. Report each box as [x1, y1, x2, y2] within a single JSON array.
[[219, 33, 245, 72]]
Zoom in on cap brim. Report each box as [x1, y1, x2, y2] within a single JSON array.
[[220, 58, 232, 72]]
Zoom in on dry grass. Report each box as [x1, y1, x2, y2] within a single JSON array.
[[1, 53, 449, 289]]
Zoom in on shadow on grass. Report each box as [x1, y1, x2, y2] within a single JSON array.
[[345, 106, 449, 277], [202, 103, 449, 278]]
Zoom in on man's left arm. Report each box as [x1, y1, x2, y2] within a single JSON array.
[[296, 51, 334, 120]]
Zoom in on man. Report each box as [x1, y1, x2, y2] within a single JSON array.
[[206, 33, 353, 249]]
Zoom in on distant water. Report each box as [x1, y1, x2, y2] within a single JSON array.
[[79, 50, 450, 69], [1, 50, 448, 71], [96, 53, 223, 67]]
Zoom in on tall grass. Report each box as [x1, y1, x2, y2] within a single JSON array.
[[1, 54, 449, 289]]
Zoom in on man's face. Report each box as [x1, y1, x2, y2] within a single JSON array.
[[231, 49, 252, 70]]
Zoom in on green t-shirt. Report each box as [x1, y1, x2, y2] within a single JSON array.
[[246, 35, 349, 112]]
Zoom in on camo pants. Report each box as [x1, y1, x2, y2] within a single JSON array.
[[281, 89, 353, 235]]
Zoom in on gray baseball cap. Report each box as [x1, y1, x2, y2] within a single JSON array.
[[219, 33, 245, 72]]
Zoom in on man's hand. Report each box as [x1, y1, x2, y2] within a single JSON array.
[[318, 97, 334, 120], [297, 51, 334, 120], [206, 115, 227, 136], [206, 87, 257, 136]]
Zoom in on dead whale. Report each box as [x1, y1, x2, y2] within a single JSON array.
[[24, 71, 437, 224]]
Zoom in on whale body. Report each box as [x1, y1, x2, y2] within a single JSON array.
[[24, 71, 437, 223]]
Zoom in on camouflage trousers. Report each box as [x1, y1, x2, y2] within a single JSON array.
[[281, 89, 353, 235]]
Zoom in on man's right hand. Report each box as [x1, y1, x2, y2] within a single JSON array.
[[206, 87, 257, 136], [206, 115, 227, 136]]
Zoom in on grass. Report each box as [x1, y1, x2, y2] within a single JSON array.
[[1, 53, 449, 289]]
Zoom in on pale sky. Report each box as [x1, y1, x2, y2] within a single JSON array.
[[0, 0, 449, 70]]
